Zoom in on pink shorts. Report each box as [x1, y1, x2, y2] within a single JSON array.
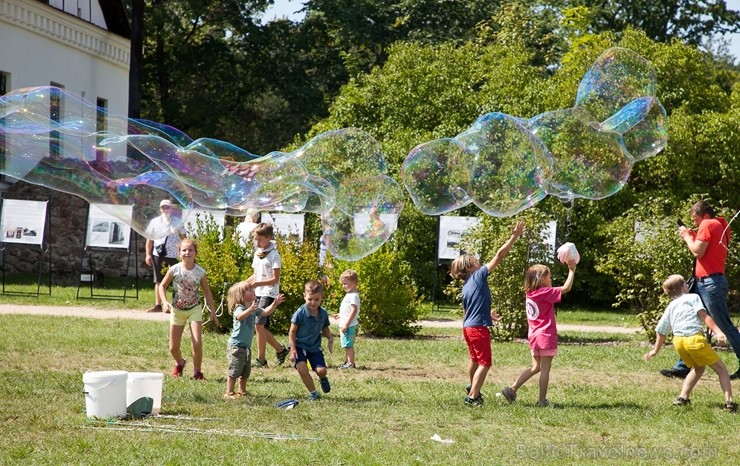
[[463, 326, 492, 367], [529, 333, 557, 357], [531, 348, 558, 357]]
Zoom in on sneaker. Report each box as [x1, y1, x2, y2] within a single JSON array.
[[660, 367, 690, 379], [535, 399, 550, 407], [308, 391, 321, 401], [725, 401, 738, 413], [464, 395, 484, 407], [338, 362, 356, 370], [146, 304, 162, 313], [276, 346, 290, 365], [730, 369, 740, 380], [193, 371, 206, 381], [172, 359, 186, 377], [673, 396, 691, 406], [465, 384, 471, 394], [501, 386, 517, 403], [319, 377, 331, 393], [252, 358, 268, 368]]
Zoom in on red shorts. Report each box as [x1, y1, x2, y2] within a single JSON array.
[[463, 326, 492, 367]]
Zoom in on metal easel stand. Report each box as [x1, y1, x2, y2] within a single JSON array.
[[76, 233, 139, 302]]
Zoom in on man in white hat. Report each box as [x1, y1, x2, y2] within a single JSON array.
[[144, 199, 184, 312]]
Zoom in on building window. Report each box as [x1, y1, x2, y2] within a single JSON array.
[[96, 98, 108, 162], [49, 83, 64, 160]]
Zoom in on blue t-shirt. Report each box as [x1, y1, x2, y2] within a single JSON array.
[[291, 304, 330, 352], [462, 266, 492, 328], [228, 304, 263, 348]]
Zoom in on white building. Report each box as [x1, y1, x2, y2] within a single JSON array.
[[0, 0, 131, 179]]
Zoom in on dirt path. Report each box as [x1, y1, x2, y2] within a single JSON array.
[[0, 304, 642, 334]]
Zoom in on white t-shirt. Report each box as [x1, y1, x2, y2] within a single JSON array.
[[145, 215, 182, 258], [655, 293, 705, 337], [170, 263, 206, 310], [339, 291, 360, 327], [252, 245, 281, 297]]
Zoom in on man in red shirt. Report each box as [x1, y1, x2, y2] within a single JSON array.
[[661, 200, 739, 379]]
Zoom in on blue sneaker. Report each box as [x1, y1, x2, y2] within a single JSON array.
[[308, 391, 321, 401], [319, 377, 331, 393]]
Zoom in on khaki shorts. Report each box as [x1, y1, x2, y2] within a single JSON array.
[[673, 333, 720, 368], [227, 345, 252, 379], [170, 305, 202, 326]]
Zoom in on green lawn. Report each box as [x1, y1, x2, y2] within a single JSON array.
[[1, 314, 738, 465]]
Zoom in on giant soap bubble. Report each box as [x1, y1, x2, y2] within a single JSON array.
[[0, 87, 403, 261], [402, 47, 668, 215]]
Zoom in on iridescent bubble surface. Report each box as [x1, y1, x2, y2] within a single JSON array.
[[0, 87, 402, 260], [401, 47, 668, 215]]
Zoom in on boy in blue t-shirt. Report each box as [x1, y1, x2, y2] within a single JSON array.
[[449, 221, 525, 407], [225, 280, 284, 399], [289, 280, 334, 400], [644, 274, 736, 412]]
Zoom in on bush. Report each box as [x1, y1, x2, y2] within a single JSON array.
[[325, 242, 422, 337], [445, 209, 555, 341]]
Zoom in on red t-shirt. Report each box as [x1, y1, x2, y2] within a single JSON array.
[[695, 217, 730, 277]]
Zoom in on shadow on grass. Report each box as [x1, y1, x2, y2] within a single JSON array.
[[558, 334, 633, 345], [545, 401, 645, 410]]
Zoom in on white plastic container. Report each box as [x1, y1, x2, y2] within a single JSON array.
[[83, 371, 129, 419], [126, 372, 164, 415]]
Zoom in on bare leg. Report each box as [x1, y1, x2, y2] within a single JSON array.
[[169, 325, 185, 364], [469, 365, 489, 398], [346, 347, 355, 365], [709, 359, 733, 403], [239, 377, 248, 395], [296, 361, 317, 393], [511, 356, 542, 392], [315, 366, 327, 379], [679, 366, 704, 400], [226, 376, 237, 394], [154, 283, 161, 306], [467, 360, 478, 392], [538, 356, 553, 403], [190, 321, 203, 373]]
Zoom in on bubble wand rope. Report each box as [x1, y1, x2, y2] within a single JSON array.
[[719, 210, 738, 249]]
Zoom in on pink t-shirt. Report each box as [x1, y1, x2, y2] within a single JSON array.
[[525, 287, 562, 350]]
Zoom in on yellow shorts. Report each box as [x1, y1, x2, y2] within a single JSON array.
[[170, 305, 202, 326], [673, 333, 719, 368]]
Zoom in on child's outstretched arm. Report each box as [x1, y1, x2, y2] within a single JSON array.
[[322, 325, 334, 354], [200, 276, 220, 328], [261, 294, 285, 317], [698, 309, 727, 344], [559, 260, 577, 294], [288, 323, 299, 362], [235, 302, 259, 321], [484, 221, 525, 272], [643, 333, 667, 361]]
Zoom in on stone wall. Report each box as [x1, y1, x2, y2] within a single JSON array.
[[1, 181, 152, 285]]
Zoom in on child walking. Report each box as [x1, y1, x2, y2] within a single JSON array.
[[643, 274, 736, 412], [501, 260, 576, 407], [159, 238, 219, 380], [334, 269, 360, 369], [289, 280, 334, 400], [249, 223, 290, 368], [450, 221, 525, 407], [225, 280, 285, 399]]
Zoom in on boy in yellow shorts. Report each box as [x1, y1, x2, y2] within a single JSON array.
[[644, 274, 736, 412]]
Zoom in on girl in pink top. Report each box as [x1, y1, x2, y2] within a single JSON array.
[[501, 260, 576, 407]]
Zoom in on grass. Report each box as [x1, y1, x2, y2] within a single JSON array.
[[1, 313, 738, 465]]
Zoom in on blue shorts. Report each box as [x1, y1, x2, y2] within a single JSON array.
[[340, 325, 358, 348], [294, 347, 326, 371]]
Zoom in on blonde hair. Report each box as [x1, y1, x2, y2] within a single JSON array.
[[227, 279, 255, 315], [178, 237, 198, 254], [524, 264, 550, 292], [305, 280, 324, 295], [450, 253, 478, 280], [663, 274, 686, 299], [340, 269, 358, 283]]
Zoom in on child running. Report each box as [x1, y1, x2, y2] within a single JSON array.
[[334, 269, 360, 369], [643, 274, 736, 412], [289, 280, 334, 400], [450, 221, 525, 407], [159, 238, 219, 380], [225, 280, 285, 399], [501, 260, 576, 407]]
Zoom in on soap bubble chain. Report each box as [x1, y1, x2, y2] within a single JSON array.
[[0, 87, 403, 261], [402, 47, 668, 216]]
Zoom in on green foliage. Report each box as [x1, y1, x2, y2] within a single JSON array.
[[324, 243, 421, 337]]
